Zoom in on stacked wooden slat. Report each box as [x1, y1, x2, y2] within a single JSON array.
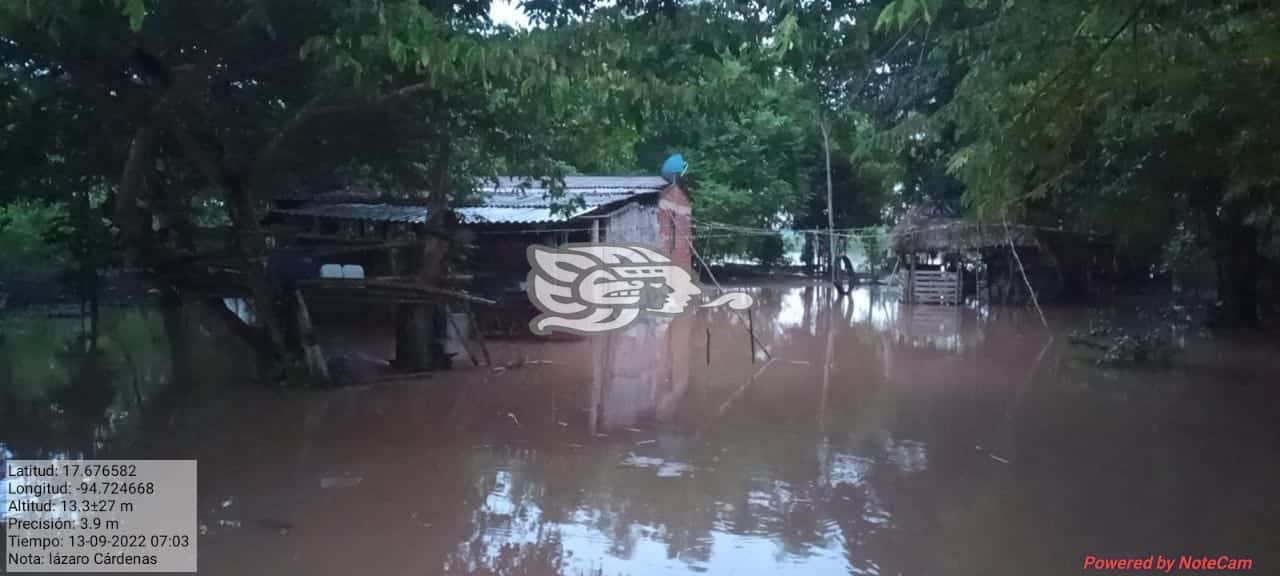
[[909, 269, 960, 305]]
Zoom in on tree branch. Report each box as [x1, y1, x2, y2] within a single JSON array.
[[247, 81, 434, 195], [1013, 0, 1149, 125]]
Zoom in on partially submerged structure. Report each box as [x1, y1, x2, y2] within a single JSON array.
[[891, 203, 1047, 305], [269, 176, 689, 282], [261, 175, 692, 378]]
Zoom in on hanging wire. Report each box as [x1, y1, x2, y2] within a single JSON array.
[[302, 211, 1065, 248]]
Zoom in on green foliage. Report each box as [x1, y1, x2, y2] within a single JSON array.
[[115, 0, 147, 30], [754, 234, 787, 269], [930, 0, 1280, 223], [876, 0, 939, 31], [0, 201, 72, 275], [871, 0, 1278, 322], [13, 0, 1269, 314], [859, 229, 893, 274], [1070, 315, 1180, 368]]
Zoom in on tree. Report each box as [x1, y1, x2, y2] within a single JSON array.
[[882, 0, 1280, 325], [1, 0, 580, 382]]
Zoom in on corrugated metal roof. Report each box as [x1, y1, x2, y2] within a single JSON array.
[[273, 175, 670, 225], [294, 176, 668, 202], [482, 176, 668, 193], [457, 205, 600, 224], [463, 191, 643, 209], [275, 203, 429, 224]]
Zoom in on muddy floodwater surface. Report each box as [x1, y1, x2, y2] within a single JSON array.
[[18, 284, 1280, 575]]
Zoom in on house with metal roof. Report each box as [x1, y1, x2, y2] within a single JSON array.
[[273, 176, 676, 225], [265, 174, 692, 337]]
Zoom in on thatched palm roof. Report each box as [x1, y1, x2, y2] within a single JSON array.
[[891, 203, 1040, 254]]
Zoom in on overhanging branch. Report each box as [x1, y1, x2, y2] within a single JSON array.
[[248, 81, 434, 194]]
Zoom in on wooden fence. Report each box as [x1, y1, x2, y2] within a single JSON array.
[[901, 268, 962, 305]]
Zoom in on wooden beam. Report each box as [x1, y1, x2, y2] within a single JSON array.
[[293, 289, 330, 385], [296, 278, 496, 305]]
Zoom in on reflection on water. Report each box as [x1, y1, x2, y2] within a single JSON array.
[[1, 304, 255, 461], [0, 307, 174, 459], [12, 284, 1280, 575]]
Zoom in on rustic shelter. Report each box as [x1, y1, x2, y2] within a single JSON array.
[[891, 203, 1043, 305], [261, 172, 691, 348]]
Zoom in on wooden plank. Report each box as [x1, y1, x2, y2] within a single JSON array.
[[293, 289, 331, 385], [296, 278, 496, 305], [463, 303, 492, 366], [447, 312, 480, 367]]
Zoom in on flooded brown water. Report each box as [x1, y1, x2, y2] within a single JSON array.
[[173, 284, 1280, 575]]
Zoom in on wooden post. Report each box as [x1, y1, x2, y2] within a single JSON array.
[[293, 289, 330, 385], [464, 303, 492, 366], [589, 217, 606, 434], [906, 254, 915, 304], [748, 309, 757, 364], [446, 311, 480, 367]]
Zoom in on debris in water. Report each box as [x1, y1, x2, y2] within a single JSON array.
[[635, 439, 656, 446], [507, 412, 521, 427], [989, 454, 1010, 464], [624, 427, 643, 433], [621, 455, 666, 468], [656, 462, 693, 478], [558, 421, 569, 427], [567, 443, 584, 449], [218, 520, 241, 528], [319, 476, 363, 489], [595, 433, 608, 438], [221, 498, 233, 509]]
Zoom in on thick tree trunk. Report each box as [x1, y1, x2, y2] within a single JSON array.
[[801, 232, 815, 275], [115, 126, 158, 267], [1187, 178, 1261, 328], [159, 104, 292, 383], [395, 132, 453, 372], [1215, 222, 1260, 328], [225, 180, 290, 382], [160, 289, 193, 392], [394, 233, 451, 370]]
